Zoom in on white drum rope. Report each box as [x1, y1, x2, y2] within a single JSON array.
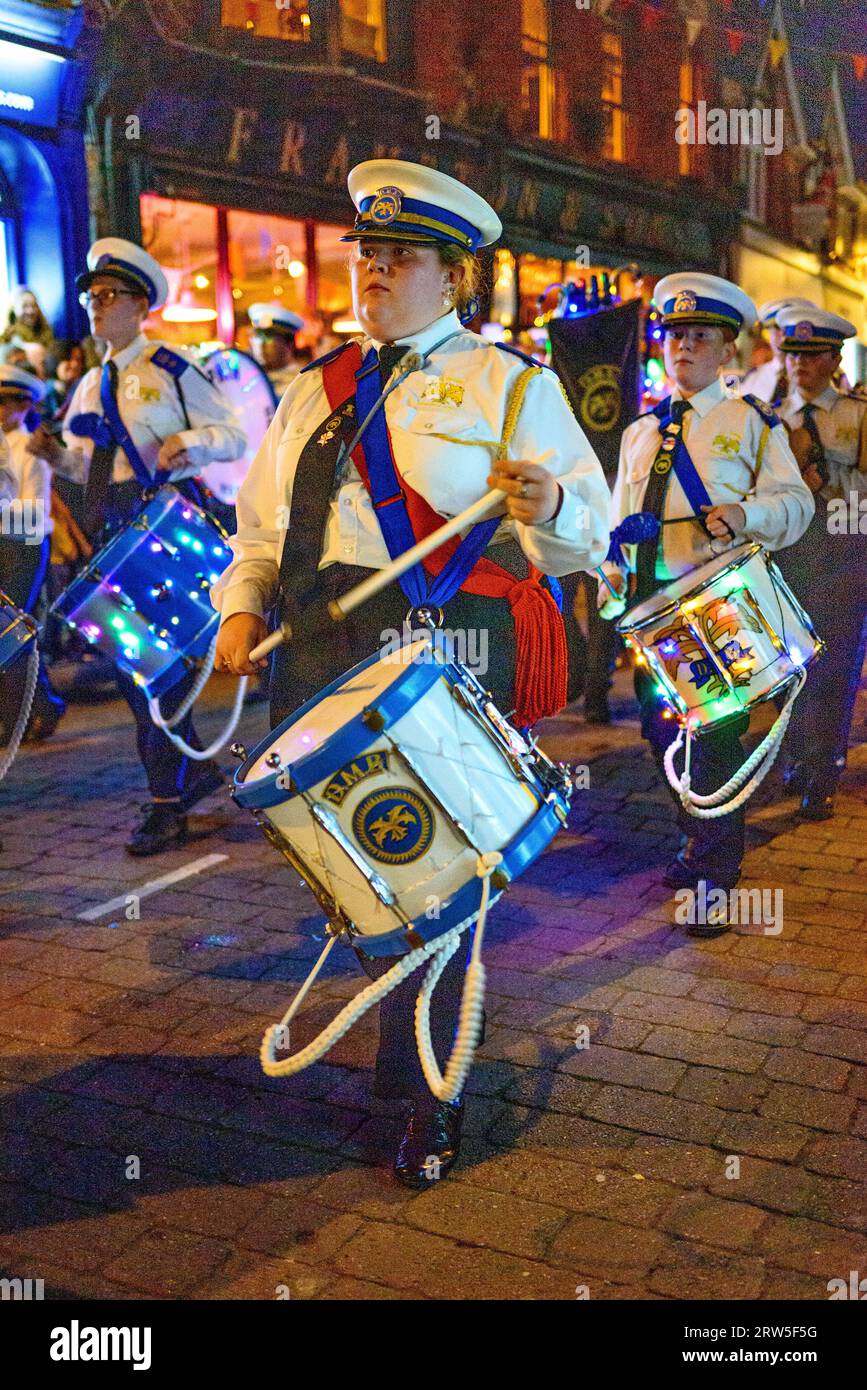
[[260, 852, 503, 1097], [146, 635, 249, 761], [663, 669, 806, 819], [0, 642, 40, 783]]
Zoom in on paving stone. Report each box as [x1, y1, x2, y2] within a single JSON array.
[[757, 1214, 867, 1276], [648, 1241, 766, 1299], [763, 1048, 851, 1092], [660, 1193, 769, 1250], [547, 1213, 668, 1281], [715, 1114, 811, 1162], [102, 1227, 233, 1296], [404, 1183, 568, 1261], [675, 1065, 769, 1112], [560, 1043, 686, 1093], [759, 1083, 856, 1134], [705, 1155, 815, 1215], [802, 1133, 867, 1181], [640, 1026, 768, 1073], [583, 1086, 725, 1144]]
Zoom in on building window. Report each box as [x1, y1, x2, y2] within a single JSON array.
[[141, 196, 219, 345], [220, 0, 312, 42], [339, 0, 387, 62], [678, 60, 695, 176], [521, 0, 556, 140], [601, 30, 626, 162], [141, 194, 355, 350]]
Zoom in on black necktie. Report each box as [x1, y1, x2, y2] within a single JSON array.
[[634, 400, 691, 601], [800, 403, 829, 485], [84, 360, 119, 539], [378, 344, 409, 392], [771, 366, 787, 406]]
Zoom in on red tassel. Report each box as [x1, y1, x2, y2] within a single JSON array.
[[509, 580, 568, 728]]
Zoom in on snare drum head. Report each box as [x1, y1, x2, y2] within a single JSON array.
[[621, 543, 759, 631], [245, 636, 438, 783], [198, 349, 276, 506]]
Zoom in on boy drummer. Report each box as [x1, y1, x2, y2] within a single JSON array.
[[598, 273, 814, 934]]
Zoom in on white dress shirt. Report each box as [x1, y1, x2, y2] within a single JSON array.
[[211, 309, 610, 622], [778, 384, 867, 500], [738, 357, 786, 405], [602, 376, 814, 595], [0, 427, 53, 534], [51, 333, 246, 486]]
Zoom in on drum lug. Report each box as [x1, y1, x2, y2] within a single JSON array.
[[230, 742, 248, 761], [362, 706, 385, 732]]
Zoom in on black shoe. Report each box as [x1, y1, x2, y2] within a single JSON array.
[[393, 1098, 464, 1188], [178, 764, 226, 812], [798, 788, 835, 822], [685, 881, 732, 939], [125, 803, 188, 857], [24, 703, 66, 742], [662, 854, 702, 889]]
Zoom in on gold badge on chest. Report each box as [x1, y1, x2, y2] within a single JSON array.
[[419, 378, 465, 408]]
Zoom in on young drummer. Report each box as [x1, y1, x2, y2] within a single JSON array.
[[774, 306, 867, 820], [212, 159, 609, 1184], [598, 273, 814, 934], [28, 238, 246, 854]]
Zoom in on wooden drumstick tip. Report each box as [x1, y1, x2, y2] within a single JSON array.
[[328, 599, 346, 623]]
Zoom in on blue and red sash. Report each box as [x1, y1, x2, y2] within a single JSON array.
[[322, 342, 567, 726]]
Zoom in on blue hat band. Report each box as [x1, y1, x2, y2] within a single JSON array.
[[81, 255, 157, 305], [0, 379, 38, 399], [662, 294, 743, 331], [348, 195, 481, 251], [781, 327, 846, 349]]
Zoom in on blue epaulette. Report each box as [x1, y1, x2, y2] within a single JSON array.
[[300, 342, 354, 375], [150, 346, 191, 379], [494, 342, 554, 372], [742, 393, 781, 429]]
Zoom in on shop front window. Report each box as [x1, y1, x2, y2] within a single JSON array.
[[601, 30, 626, 162], [221, 0, 312, 42], [316, 223, 356, 335], [140, 195, 219, 346], [521, 0, 556, 140], [339, 0, 387, 62], [489, 249, 517, 330], [226, 209, 308, 352]]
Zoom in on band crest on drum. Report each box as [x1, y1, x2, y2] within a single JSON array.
[[322, 752, 391, 807], [352, 787, 435, 865]]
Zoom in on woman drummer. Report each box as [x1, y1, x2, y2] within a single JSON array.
[[212, 159, 609, 1186]]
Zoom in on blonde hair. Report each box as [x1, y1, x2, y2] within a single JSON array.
[[438, 243, 482, 318]]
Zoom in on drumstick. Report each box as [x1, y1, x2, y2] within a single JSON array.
[[328, 447, 558, 622], [248, 619, 293, 666]]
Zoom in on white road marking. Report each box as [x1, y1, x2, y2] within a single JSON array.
[[76, 853, 229, 921]]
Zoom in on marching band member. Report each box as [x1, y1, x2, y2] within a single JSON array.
[[598, 274, 813, 935], [775, 306, 867, 820], [0, 365, 66, 743], [212, 159, 609, 1185], [249, 303, 305, 397], [27, 238, 246, 855], [739, 297, 815, 406]]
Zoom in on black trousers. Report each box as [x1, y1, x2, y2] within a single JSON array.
[[0, 536, 64, 732], [636, 657, 747, 889], [776, 501, 867, 795], [271, 562, 515, 1101]]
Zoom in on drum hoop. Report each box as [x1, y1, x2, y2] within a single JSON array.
[[619, 542, 763, 636], [233, 642, 449, 807]]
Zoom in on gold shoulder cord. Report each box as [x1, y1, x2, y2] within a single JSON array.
[[497, 365, 543, 461]]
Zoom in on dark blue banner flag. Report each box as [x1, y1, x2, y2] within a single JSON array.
[[548, 299, 642, 477]]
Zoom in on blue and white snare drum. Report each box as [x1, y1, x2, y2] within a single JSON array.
[[234, 635, 572, 957], [51, 486, 231, 697], [0, 588, 37, 671], [617, 543, 823, 734]]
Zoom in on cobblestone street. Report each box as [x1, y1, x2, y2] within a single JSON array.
[[1, 664, 865, 1302]]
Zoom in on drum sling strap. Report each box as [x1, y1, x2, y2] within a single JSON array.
[[320, 342, 567, 727], [634, 398, 714, 603]]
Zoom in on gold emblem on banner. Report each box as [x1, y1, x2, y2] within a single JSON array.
[[577, 363, 621, 432]]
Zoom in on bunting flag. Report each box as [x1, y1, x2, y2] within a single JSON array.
[[852, 53, 867, 81], [686, 16, 704, 46], [768, 36, 788, 68], [642, 4, 662, 31], [724, 28, 745, 56]]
